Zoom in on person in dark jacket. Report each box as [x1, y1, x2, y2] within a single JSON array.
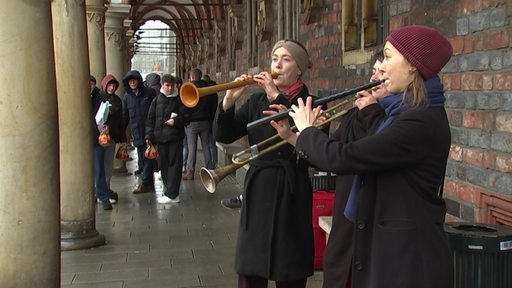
[[145, 74, 189, 204], [271, 25, 454, 288], [145, 72, 161, 95], [182, 68, 218, 180], [90, 75, 112, 210], [121, 70, 157, 193], [214, 39, 316, 288], [100, 74, 125, 203], [321, 51, 389, 288], [201, 74, 219, 168]]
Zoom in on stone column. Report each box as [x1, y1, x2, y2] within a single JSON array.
[[52, 0, 105, 251], [0, 2, 59, 287], [86, 0, 107, 82], [105, 3, 131, 173], [105, 3, 130, 97]]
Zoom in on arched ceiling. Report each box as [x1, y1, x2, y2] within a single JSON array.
[[126, 0, 239, 55]]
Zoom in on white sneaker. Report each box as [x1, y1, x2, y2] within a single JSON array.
[[96, 198, 117, 204], [157, 195, 180, 204]]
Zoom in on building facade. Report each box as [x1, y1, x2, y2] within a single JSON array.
[[167, 0, 512, 225]]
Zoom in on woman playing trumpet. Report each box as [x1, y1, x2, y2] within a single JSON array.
[[213, 39, 322, 288], [270, 26, 454, 288]]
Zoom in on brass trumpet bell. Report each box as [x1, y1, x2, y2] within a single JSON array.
[[180, 72, 280, 108], [200, 162, 244, 193]]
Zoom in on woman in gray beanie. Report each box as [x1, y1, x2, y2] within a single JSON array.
[[271, 25, 454, 288], [213, 39, 320, 288]]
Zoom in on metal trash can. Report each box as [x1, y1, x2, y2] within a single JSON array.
[[444, 222, 512, 288]]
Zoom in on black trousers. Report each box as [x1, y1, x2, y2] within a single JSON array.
[[238, 275, 307, 288], [158, 139, 183, 199]]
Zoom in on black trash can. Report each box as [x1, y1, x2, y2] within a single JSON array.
[[444, 222, 512, 288], [308, 167, 336, 191]]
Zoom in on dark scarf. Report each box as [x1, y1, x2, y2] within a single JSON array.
[[344, 76, 446, 222]]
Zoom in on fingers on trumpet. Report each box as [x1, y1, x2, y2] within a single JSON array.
[[355, 85, 380, 99]]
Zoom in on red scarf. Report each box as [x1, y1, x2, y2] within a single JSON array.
[[281, 81, 304, 101]]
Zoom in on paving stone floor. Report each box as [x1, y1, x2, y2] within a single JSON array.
[[61, 147, 324, 288]]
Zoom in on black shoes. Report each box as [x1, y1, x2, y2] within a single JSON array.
[[101, 199, 113, 210], [133, 183, 154, 194], [109, 190, 118, 204], [221, 195, 243, 209]]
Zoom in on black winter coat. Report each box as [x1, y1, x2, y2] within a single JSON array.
[[145, 93, 190, 144], [296, 105, 454, 288], [322, 104, 385, 288], [122, 70, 156, 146], [100, 74, 126, 143], [214, 87, 314, 281], [91, 87, 104, 145]]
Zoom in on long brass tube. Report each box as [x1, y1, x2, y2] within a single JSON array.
[[180, 71, 280, 108], [199, 81, 383, 193], [200, 95, 357, 193], [245, 79, 385, 130], [231, 95, 357, 165]]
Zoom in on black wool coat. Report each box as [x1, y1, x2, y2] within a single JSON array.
[[121, 70, 156, 146], [145, 93, 189, 144], [296, 105, 454, 288], [322, 105, 384, 288], [213, 86, 314, 281]]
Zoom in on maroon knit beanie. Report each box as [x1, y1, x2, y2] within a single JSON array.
[[386, 25, 453, 80]]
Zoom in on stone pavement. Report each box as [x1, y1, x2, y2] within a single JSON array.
[[61, 147, 324, 288]]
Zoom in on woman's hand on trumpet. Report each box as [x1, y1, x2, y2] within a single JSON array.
[[355, 89, 378, 110], [267, 97, 322, 145], [264, 104, 297, 145], [252, 71, 280, 102], [289, 97, 323, 131], [223, 74, 251, 111]]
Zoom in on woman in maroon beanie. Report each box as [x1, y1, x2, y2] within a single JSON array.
[[270, 25, 454, 288]]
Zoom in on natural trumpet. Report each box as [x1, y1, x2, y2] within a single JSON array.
[[246, 79, 385, 130], [180, 72, 280, 108], [200, 162, 245, 193], [200, 95, 357, 193]]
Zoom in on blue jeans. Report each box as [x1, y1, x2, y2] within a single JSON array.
[[136, 145, 155, 185], [208, 130, 217, 168], [103, 140, 116, 190], [182, 134, 188, 172], [184, 120, 213, 173], [93, 144, 110, 201]]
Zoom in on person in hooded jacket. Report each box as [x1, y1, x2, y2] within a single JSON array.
[[145, 72, 161, 96], [121, 70, 157, 193], [271, 25, 454, 288], [100, 74, 126, 202], [145, 74, 190, 204], [90, 75, 112, 210]]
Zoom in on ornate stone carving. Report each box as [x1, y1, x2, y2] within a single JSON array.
[[300, 0, 323, 24], [202, 30, 213, 61], [256, 0, 271, 41], [87, 11, 105, 31], [105, 31, 124, 49], [214, 21, 225, 55], [228, 4, 244, 50]]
